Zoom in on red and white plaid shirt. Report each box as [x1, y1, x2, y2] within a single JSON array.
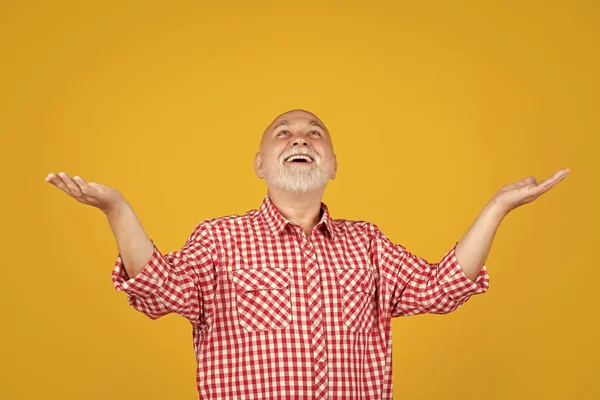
[[112, 195, 489, 399]]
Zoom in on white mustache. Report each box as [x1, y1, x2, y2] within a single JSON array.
[[279, 148, 320, 164]]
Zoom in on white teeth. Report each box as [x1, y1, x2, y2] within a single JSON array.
[[285, 155, 313, 162]]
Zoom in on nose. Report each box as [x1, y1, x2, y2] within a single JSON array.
[[292, 138, 308, 146]]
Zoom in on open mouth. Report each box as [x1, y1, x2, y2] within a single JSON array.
[[284, 154, 314, 163]]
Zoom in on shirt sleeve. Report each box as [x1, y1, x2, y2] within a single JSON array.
[[372, 227, 489, 317], [111, 223, 218, 326]]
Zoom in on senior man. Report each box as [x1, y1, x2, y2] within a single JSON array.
[[45, 108, 569, 399]]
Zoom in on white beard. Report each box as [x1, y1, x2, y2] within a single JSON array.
[[264, 153, 333, 194]]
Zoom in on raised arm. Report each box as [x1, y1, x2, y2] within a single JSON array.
[[45, 171, 217, 325], [455, 168, 570, 280], [45, 172, 152, 279]]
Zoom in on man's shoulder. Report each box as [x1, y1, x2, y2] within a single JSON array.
[[332, 217, 382, 238], [189, 208, 261, 236]]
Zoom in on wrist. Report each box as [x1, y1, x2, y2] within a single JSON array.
[[485, 199, 510, 222], [103, 198, 129, 219]]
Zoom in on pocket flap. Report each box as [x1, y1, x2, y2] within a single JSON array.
[[232, 268, 290, 293], [335, 268, 375, 294]]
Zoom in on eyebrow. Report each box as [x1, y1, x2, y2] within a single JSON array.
[[272, 119, 327, 131]]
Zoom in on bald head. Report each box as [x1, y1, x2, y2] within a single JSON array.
[[254, 108, 338, 193], [267, 108, 325, 128], [260, 109, 331, 150]]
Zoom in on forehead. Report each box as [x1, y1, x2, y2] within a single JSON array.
[[268, 110, 327, 130], [259, 109, 333, 150]]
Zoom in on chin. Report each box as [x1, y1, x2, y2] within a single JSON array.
[[264, 166, 332, 194], [267, 176, 328, 194], [275, 182, 323, 194]]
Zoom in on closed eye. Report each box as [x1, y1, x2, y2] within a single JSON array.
[[310, 130, 322, 136], [277, 130, 290, 136]]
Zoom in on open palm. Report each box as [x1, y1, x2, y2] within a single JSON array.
[[45, 172, 124, 214], [492, 168, 570, 214]]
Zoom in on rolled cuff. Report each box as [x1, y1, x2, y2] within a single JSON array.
[[111, 242, 168, 298], [439, 244, 489, 302]]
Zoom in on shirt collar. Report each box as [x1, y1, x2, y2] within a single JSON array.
[[259, 194, 337, 239]]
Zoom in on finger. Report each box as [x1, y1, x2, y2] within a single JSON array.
[[45, 173, 72, 194], [547, 169, 570, 187], [73, 175, 94, 195], [549, 169, 570, 182], [535, 170, 569, 196], [57, 172, 83, 196], [515, 176, 536, 188], [536, 182, 558, 197], [546, 170, 564, 183], [539, 169, 569, 188]]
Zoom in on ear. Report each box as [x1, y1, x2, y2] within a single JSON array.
[[254, 152, 264, 179], [331, 153, 338, 180]]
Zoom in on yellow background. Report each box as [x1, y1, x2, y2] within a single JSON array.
[[1, 0, 598, 398]]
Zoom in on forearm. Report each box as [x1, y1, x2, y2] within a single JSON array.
[[455, 201, 507, 281], [105, 200, 154, 279]]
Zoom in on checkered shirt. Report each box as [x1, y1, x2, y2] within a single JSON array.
[[112, 195, 489, 399]]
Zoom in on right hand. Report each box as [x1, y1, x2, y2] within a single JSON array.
[[45, 172, 126, 215]]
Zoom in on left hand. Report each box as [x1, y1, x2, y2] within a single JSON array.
[[491, 168, 570, 216]]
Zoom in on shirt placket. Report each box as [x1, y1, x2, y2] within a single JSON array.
[[299, 232, 329, 400]]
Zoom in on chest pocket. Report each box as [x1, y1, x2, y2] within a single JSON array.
[[231, 268, 292, 332], [335, 267, 377, 333]]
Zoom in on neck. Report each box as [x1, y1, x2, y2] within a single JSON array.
[[267, 187, 324, 236]]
